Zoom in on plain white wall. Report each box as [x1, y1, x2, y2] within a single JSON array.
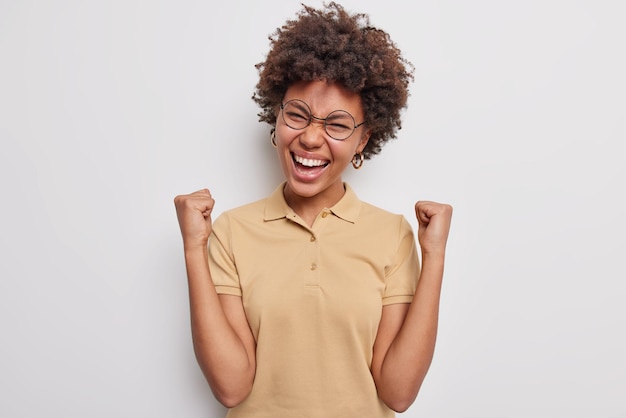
[[1, 1, 624, 417]]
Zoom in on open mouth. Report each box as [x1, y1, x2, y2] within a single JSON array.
[[292, 153, 330, 170]]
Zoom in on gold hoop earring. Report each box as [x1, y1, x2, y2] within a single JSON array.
[[270, 129, 277, 148], [352, 152, 364, 169]]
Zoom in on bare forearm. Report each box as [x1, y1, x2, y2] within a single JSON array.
[[184, 248, 255, 406], [377, 252, 445, 411]]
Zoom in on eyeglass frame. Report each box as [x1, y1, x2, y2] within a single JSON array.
[[279, 99, 366, 141]]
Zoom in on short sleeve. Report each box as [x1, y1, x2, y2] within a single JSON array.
[[208, 213, 242, 296], [382, 216, 420, 305]]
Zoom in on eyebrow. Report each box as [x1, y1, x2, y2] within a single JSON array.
[[287, 99, 357, 121], [290, 101, 310, 114], [324, 112, 351, 121]]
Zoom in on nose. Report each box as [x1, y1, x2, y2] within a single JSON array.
[[298, 120, 326, 149]]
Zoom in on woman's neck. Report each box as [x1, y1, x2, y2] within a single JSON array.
[[283, 183, 346, 227]]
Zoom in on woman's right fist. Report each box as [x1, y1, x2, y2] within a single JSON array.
[[174, 189, 215, 250]]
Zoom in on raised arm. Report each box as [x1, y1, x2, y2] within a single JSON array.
[[371, 201, 453, 412], [174, 189, 256, 407]]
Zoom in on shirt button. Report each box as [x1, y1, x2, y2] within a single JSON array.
[[310, 263, 317, 271], [321, 211, 329, 218], [310, 235, 316, 242]]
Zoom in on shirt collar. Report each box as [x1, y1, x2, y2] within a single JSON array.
[[264, 182, 362, 223], [264, 183, 291, 221], [328, 183, 361, 223]]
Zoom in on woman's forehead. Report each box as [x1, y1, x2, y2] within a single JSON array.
[[283, 80, 363, 115]]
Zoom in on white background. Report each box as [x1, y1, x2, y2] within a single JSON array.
[[1, 1, 624, 417]]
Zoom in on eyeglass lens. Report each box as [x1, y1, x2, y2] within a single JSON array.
[[281, 100, 357, 140]]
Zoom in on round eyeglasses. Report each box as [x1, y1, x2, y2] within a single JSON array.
[[280, 99, 366, 141]]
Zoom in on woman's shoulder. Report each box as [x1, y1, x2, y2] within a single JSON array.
[[359, 199, 400, 217], [339, 183, 410, 230], [361, 202, 413, 235], [354, 195, 405, 222], [215, 197, 267, 223], [218, 183, 286, 220]]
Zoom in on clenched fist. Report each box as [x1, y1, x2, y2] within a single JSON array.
[[174, 189, 215, 251], [414, 201, 453, 257]]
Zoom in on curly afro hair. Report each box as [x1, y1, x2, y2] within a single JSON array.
[[252, 2, 414, 159]]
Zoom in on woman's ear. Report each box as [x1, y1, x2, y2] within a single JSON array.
[[358, 130, 371, 152]]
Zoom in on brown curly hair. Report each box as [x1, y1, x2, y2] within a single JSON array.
[[252, 2, 414, 159]]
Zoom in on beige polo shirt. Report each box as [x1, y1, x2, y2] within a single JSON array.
[[208, 183, 420, 418]]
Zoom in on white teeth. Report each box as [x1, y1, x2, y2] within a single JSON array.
[[294, 154, 327, 167]]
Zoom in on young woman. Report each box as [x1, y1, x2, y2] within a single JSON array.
[[174, 3, 453, 417]]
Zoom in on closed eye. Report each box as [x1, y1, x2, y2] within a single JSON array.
[[286, 111, 309, 121]]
